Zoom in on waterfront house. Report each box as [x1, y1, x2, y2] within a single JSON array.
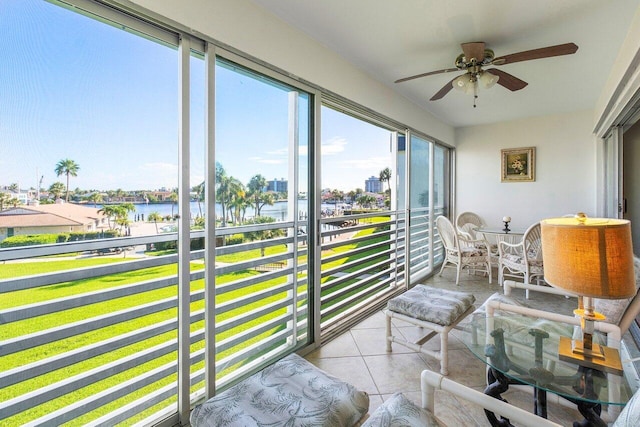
[[0, 203, 107, 242]]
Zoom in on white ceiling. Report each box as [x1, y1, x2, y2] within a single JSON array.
[[250, 0, 639, 128]]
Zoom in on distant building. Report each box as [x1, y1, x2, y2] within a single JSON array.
[[267, 178, 288, 193], [365, 176, 382, 193], [1, 187, 36, 206], [0, 203, 107, 242]]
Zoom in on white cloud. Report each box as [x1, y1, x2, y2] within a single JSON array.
[[322, 137, 347, 155]]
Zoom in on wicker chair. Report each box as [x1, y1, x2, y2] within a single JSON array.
[[498, 222, 544, 299], [436, 216, 492, 285], [456, 211, 500, 266], [455, 211, 486, 239]]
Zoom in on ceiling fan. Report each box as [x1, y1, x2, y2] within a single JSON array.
[[395, 42, 578, 106]]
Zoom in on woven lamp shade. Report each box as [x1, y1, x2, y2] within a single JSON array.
[[540, 217, 635, 299]]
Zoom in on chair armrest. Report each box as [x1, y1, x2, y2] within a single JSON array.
[[497, 239, 522, 256], [421, 370, 562, 427], [459, 236, 490, 250]]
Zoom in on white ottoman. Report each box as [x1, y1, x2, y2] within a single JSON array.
[[384, 285, 475, 375]]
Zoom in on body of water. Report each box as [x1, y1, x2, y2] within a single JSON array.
[[95, 200, 319, 222]]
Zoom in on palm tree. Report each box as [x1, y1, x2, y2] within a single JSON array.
[[97, 205, 119, 229], [97, 204, 129, 231], [88, 192, 103, 208], [54, 159, 80, 202], [247, 174, 267, 216], [256, 192, 276, 218], [216, 174, 244, 227], [48, 182, 66, 201], [168, 191, 178, 218], [331, 189, 344, 214], [379, 167, 392, 194], [192, 182, 205, 218], [148, 211, 163, 234]]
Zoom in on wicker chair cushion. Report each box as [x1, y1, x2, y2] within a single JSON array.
[[362, 393, 441, 427], [387, 285, 475, 327], [190, 353, 369, 427], [501, 253, 544, 273]]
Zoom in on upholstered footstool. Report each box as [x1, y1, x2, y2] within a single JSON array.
[[190, 353, 369, 426], [362, 393, 439, 427], [384, 285, 476, 375]]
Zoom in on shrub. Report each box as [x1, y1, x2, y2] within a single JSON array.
[[1, 234, 60, 247], [225, 234, 245, 245]]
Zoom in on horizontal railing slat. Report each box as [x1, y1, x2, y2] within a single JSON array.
[[0, 297, 178, 356]]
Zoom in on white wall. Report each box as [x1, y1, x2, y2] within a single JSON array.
[[122, 0, 454, 144], [455, 110, 596, 230]]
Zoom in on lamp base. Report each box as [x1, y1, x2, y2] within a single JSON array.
[[558, 336, 623, 375], [571, 339, 605, 360]]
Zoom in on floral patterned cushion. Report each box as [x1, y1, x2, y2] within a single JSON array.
[[362, 393, 441, 427], [500, 253, 544, 274], [190, 353, 369, 427], [594, 257, 640, 326], [459, 247, 486, 257], [386, 285, 475, 327]]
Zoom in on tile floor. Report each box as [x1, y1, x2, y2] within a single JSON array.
[[305, 268, 587, 426]]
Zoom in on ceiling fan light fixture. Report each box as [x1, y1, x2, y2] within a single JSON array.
[[452, 74, 476, 95], [479, 71, 499, 89]]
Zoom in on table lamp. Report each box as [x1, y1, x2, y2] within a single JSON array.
[[540, 215, 635, 372]]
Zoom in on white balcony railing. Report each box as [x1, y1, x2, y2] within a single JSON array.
[[0, 208, 441, 425]]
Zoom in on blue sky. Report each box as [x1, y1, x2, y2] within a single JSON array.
[[1, 0, 393, 193]]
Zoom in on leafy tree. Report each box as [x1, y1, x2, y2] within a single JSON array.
[[48, 181, 66, 201], [54, 158, 80, 202], [0, 192, 11, 211], [379, 167, 392, 193], [8, 183, 18, 192], [357, 194, 376, 209], [244, 216, 285, 256]]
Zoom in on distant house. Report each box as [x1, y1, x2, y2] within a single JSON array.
[[0, 203, 108, 242]]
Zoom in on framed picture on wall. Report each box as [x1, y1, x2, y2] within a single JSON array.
[[501, 147, 535, 182]]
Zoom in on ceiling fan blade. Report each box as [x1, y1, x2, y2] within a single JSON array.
[[486, 69, 528, 91], [395, 67, 458, 83], [430, 76, 459, 101], [461, 42, 486, 62], [493, 42, 578, 65]]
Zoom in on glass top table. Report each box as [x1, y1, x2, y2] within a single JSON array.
[[477, 227, 526, 244], [461, 314, 634, 426]]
